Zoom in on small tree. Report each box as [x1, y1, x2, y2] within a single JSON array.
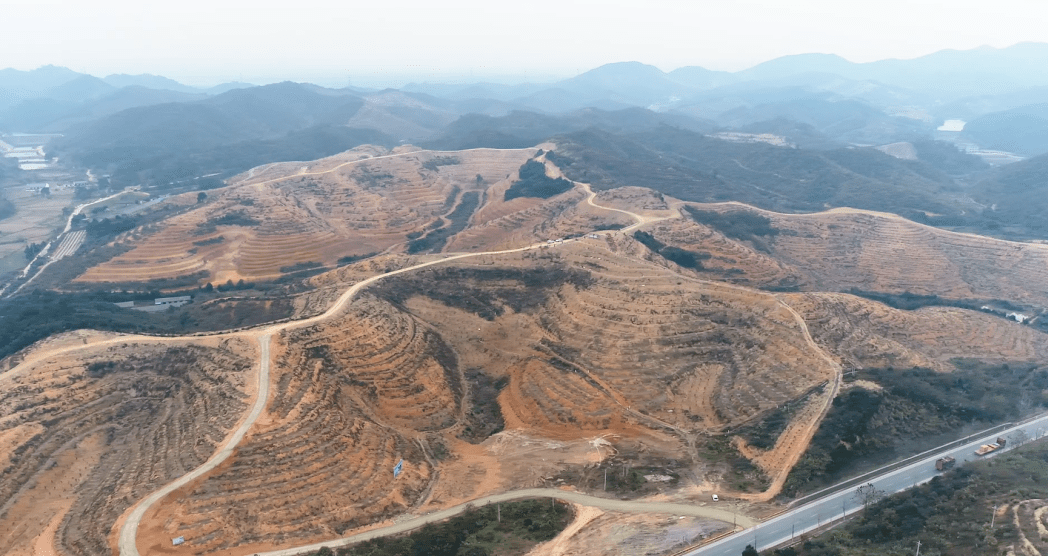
[[743, 544, 759, 556], [855, 483, 885, 518], [24, 242, 43, 260], [197, 191, 208, 203]]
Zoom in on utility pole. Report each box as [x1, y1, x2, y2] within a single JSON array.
[[990, 504, 998, 529], [915, 540, 921, 556], [498, 503, 501, 523], [604, 468, 608, 491]]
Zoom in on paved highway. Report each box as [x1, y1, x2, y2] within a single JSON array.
[[686, 414, 1048, 556]]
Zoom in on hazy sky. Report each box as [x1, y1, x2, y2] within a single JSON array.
[[2, 0, 1046, 86]]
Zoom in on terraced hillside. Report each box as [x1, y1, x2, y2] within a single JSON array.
[[644, 203, 1048, 309], [74, 147, 544, 286], [8, 145, 1048, 556], [362, 241, 846, 502], [0, 337, 255, 556], [371, 242, 834, 433], [781, 292, 1048, 371], [138, 299, 454, 554]]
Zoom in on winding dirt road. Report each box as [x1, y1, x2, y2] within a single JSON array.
[[255, 488, 756, 556], [2, 150, 833, 555], [118, 334, 272, 556], [571, 167, 843, 502]]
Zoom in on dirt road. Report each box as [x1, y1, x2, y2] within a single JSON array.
[[118, 334, 271, 556], [742, 299, 842, 501], [0, 148, 799, 555], [255, 488, 756, 556]]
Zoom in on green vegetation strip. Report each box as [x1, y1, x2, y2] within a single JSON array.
[[303, 499, 572, 556], [503, 160, 573, 201], [784, 364, 1048, 497]]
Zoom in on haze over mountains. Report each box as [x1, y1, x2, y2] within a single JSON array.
[[2, 42, 1048, 235], [1, 44, 1042, 246], [5, 42, 1048, 131]]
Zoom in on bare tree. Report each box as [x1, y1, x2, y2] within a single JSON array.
[[1011, 429, 1029, 446], [855, 483, 886, 518]]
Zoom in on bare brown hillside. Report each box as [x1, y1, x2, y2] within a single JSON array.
[[124, 240, 842, 554], [138, 299, 452, 555], [8, 148, 1048, 556], [75, 147, 541, 286], [645, 203, 1048, 308], [370, 241, 836, 434], [781, 292, 1048, 371], [0, 338, 254, 556]]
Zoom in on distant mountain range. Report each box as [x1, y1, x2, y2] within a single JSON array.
[[0, 66, 251, 110], [0, 67, 254, 133], [1, 42, 1046, 193], [405, 42, 1048, 108], [962, 103, 1048, 156]]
